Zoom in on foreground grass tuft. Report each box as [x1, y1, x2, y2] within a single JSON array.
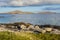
[[0, 31, 60, 40]]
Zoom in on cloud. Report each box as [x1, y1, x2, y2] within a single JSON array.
[[0, 0, 60, 6], [9, 0, 41, 6], [44, 0, 60, 4]]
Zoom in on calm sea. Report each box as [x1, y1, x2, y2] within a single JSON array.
[[0, 13, 60, 25]]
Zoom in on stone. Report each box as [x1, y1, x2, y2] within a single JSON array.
[[45, 27, 53, 32], [27, 25, 34, 31], [20, 24, 26, 30], [41, 30, 46, 33]]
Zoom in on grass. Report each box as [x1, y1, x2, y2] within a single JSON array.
[[0, 31, 60, 40]]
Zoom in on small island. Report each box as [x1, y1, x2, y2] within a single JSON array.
[[7, 10, 33, 14]]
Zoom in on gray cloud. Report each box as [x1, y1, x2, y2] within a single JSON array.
[[0, 0, 60, 6]]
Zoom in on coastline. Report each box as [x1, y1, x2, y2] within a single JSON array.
[[0, 22, 60, 34]]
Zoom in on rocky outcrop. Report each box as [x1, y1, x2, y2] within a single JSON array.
[[0, 22, 60, 34]]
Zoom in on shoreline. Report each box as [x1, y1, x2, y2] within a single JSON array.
[[0, 22, 60, 34]]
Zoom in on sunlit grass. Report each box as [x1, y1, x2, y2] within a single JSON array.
[[0, 31, 60, 40]]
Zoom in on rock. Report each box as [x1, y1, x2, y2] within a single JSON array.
[[51, 29, 60, 34], [34, 30, 41, 34], [41, 30, 46, 33], [0, 25, 6, 28], [27, 25, 34, 31], [20, 24, 27, 30], [44, 27, 53, 32], [34, 25, 40, 30]]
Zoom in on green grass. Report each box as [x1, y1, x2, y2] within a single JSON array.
[[0, 31, 60, 40]]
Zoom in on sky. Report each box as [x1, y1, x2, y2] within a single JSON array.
[[0, 0, 60, 13], [0, 0, 60, 6], [0, 5, 60, 13]]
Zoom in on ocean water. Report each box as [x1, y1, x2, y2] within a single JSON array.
[[0, 4, 60, 25], [0, 13, 60, 25]]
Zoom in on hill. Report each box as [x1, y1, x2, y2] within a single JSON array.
[[38, 11, 57, 14], [7, 10, 33, 14]]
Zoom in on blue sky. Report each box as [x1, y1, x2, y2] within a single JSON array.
[[0, 6, 42, 12], [0, 4, 60, 13], [0, 0, 60, 13]]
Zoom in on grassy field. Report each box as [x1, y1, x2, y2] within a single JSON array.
[[0, 31, 60, 40]]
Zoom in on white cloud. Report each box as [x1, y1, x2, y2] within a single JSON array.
[[0, 0, 60, 6], [44, 0, 60, 4], [9, 0, 24, 6], [9, 0, 41, 6]]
